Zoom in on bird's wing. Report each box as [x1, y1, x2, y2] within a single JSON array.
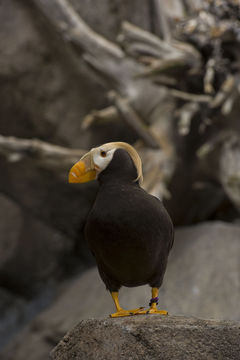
[[151, 194, 174, 252]]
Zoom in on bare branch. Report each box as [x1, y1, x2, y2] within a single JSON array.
[[176, 102, 199, 136], [221, 94, 236, 115], [31, 0, 123, 59], [210, 75, 235, 108], [108, 91, 160, 149], [196, 131, 236, 159], [204, 58, 215, 94], [152, 75, 177, 86], [81, 106, 119, 129], [153, 0, 171, 42], [139, 146, 175, 199], [136, 58, 188, 77], [30, 0, 161, 103], [30, 0, 134, 84], [168, 89, 212, 103], [0, 135, 85, 170], [118, 21, 201, 63]]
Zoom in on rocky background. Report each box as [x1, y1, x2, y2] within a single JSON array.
[[0, 0, 240, 359]]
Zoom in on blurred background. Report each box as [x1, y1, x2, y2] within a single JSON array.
[[0, 0, 240, 359]]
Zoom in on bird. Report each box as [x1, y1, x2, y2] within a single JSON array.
[[68, 142, 174, 317]]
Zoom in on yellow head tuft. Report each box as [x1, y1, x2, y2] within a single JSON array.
[[100, 142, 143, 184]]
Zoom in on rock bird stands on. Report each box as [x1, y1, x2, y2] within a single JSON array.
[[69, 142, 174, 317]]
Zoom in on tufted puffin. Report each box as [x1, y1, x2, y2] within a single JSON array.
[[69, 142, 174, 317]]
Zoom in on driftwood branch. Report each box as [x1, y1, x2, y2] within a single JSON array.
[[30, 0, 168, 113], [30, 0, 133, 84], [177, 102, 200, 136], [204, 58, 215, 94], [211, 74, 240, 115], [140, 147, 174, 199], [81, 106, 119, 129], [0, 135, 85, 170], [196, 131, 236, 159], [210, 75, 235, 108], [169, 89, 211, 103], [31, 0, 123, 59], [108, 91, 160, 149], [136, 58, 188, 77], [153, 0, 171, 42], [119, 21, 200, 64]]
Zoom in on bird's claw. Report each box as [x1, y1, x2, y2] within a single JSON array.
[[146, 309, 168, 315], [110, 307, 145, 318]]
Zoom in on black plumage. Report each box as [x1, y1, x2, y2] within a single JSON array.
[[68, 142, 174, 316], [85, 149, 174, 294]]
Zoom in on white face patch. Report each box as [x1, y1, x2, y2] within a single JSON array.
[[92, 147, 116, 175]]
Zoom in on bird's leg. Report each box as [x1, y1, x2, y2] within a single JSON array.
[[146, 288, 168, 315], [110, 292, 144, 318]]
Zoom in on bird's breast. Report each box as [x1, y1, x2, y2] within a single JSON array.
[[85, 184, 172, 284]]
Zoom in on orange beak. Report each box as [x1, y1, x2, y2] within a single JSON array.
[[68, 155, 97, 183]]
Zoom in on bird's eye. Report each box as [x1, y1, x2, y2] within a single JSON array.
[[100, 150, 107, 158]]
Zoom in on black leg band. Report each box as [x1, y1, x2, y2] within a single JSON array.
[[149, 297, 159, 306]]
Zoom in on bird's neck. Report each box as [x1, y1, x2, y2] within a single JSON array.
[[98, 167, 138, 186], [98, 176, 139, 187]]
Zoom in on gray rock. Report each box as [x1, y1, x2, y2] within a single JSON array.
[[0, 288, 26, 349], [0, 193, 73, 294], [2, 221, 240, 360], [50, 316, 240, 360], [0, 286, 55, 351], [0, 158, 98, 240], [0, 193, 75, 348], [161, 221, 240, 320]]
